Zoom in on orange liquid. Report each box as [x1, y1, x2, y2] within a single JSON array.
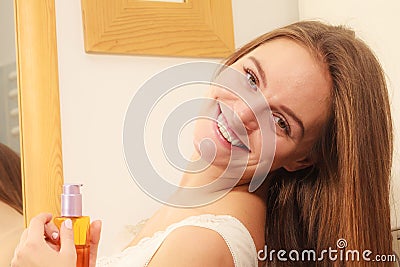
[[54, 216, 90, 267], [76, 244, 90, 267]]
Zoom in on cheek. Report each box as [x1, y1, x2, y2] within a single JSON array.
[[193, 119, 209, 144], [272, 138, 296, 168]]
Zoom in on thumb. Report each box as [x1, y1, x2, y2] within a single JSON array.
[[89, 220, 102, 267], [59, 219, 76, 257]]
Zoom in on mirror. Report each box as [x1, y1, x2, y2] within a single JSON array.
[[0, 1, 19, 154], [0, 0, 23, 265]]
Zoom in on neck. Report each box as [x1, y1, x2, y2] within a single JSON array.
[[179, 152, 250, 188], [171, 152, 268, 207]]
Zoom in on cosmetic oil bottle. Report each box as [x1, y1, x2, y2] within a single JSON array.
[[54, 184, 90, 267]]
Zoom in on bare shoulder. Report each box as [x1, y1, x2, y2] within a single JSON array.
[[147, 226, 234, 267]]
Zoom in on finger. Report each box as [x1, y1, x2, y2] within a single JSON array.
[[44, 221, 60, 244], [89, 220, 102, 267], [27, 213, 53, 241], [17, 229, 28, 251], [90, 220, 102, 245], [13, 229, 28, 259], [19, 228, 28, 245], [59, 219, 76, 257], [45, 239, 61, 252]]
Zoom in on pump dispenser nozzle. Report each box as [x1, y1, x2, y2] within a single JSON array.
[[61, 184, 83, 217]]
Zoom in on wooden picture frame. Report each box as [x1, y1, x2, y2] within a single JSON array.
[[81, 0, 235, 58], [14, 0, 63, 225]]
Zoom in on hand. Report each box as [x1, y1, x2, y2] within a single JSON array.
[[11, 213, 76, 267], [44, 219, 102, 267], [12, 213, 102, 267]]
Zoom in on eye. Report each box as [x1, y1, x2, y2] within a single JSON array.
[[244, 68, 258, 90], [273, 114, 290, 135]]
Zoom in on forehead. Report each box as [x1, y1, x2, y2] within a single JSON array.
[[241, 38, 332, 139]]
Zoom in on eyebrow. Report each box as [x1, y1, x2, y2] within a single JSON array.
[[280, 105, 305, 138], [249, 56, 267, 88]]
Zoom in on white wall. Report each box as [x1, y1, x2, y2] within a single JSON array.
[[54, 0, 299, 257], [299, 0, 400, 228]]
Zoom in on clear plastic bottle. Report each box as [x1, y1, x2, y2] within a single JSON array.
[[54, 184, 90, 267]]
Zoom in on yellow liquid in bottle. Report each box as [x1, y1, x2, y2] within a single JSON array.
[[54, 216, 90, 267]]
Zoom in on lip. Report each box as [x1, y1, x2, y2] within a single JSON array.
[[214, 103, 250, 152]]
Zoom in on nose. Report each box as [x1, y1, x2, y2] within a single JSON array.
[[234, 100, 259, 131]]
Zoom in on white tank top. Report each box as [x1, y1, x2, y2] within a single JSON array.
[[97, 214, 258, 267]]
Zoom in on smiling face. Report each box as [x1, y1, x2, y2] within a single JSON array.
[[193, 37, 332, 181]]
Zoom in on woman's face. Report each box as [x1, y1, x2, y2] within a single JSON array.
[[193, 37, 332, 180]]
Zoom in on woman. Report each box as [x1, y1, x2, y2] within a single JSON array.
[[11, 21, 393, 266], [0, 143, 24, 266]]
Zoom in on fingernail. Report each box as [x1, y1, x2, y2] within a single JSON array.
[[64, 219, 73, 229], [51, 232, 59, 239]]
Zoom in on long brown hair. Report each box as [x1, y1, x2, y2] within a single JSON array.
[[0, 143, 23, 214], [225, 21, 393, 266]]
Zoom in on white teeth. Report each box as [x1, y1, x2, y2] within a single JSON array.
[[217, 113, 245, 148], [231, 139, 240, 146], [218, 121, 232, 142]]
